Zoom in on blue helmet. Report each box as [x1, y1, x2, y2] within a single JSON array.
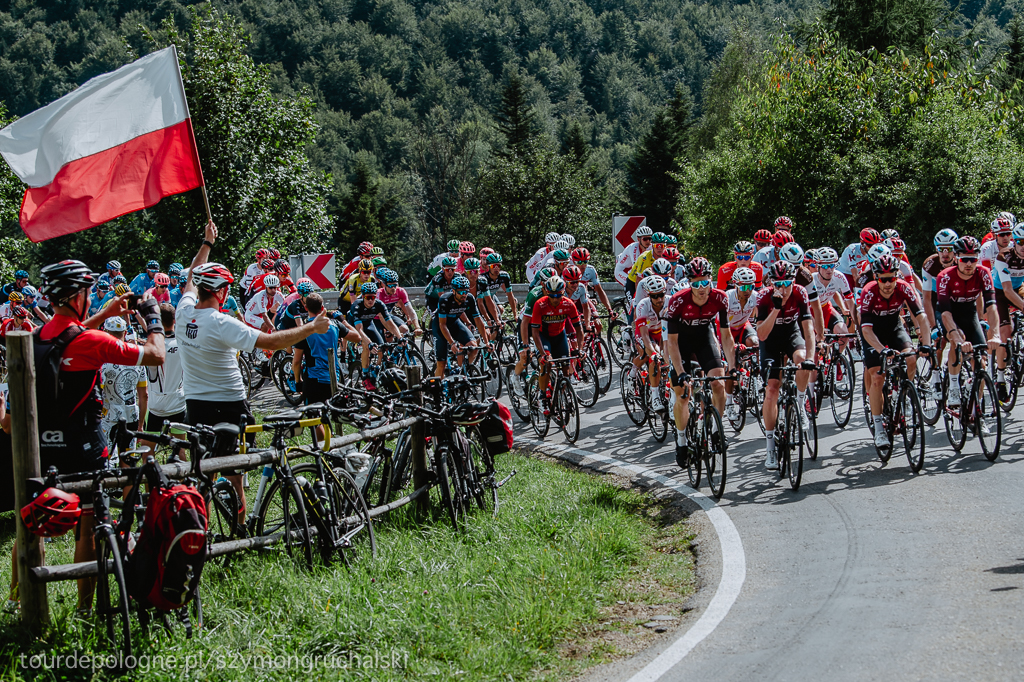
[[112, 274, 127, 285], [168, 262, 183, 275], [14, 270, 28, 279], [360, 281, 378, 296], [452, 275, 471, 291], [296, 281, 316, 296], [106, 260, 121, 271], [146, 260, 159, 270], [377, 268, 399, 285]]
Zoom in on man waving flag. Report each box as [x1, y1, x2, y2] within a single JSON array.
[[0, 45, 205, 242]]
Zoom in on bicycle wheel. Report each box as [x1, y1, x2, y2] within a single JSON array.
[[556, 378, 580, 443], [95, 532, 132, 656], [499, 336, 518, 365], [464, 363, 488, 401], [255, 477, 313, 568], [897, 382, 925, 473], [991, 350, 1019, 413], [506, 365, 531, 422], [973, 370, 1001, 461], [726, 381, 746, 433], [276, 360, 304, 406], [703, 405, 727, 500], [943, 372, 967, 452], [292, 462, 376, 564], [592, 336, 613, 396], [608, 320, 632, 368], [784, 403, 803, 491], [462, 428, 494, 514], [399, 346, 427, 371], [572, 356, 600, 408], [207, 479, 240, 565], [916, 354, 941, 426], [829, 352, 854, 428], [754, 375, 766, 435], [528, 376, 550, 438], [647, 387, 669, 443], [430, 445, 461, 531], [237, 355, 255, 401], [479, 351, 503, 399], [804, 394, 819, 462], [686, 418, 701, 488], [619, 364, 647, 425]]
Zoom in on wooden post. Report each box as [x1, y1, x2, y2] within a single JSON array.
[[406, 365, 430, 513], [327, 347, 339, 395], [9, 331, 49, 632]]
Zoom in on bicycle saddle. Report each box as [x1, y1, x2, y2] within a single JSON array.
[[265, 410, 303, 422]]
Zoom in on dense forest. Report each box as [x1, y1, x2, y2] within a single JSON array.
[[1, 0, 1023, 282]]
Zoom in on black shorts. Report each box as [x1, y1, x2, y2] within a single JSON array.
[[945, 306, 987, 347], [760, 323, 805, 381], [673, 325, 724, 374], [995, 288, 1012, 327], [826, 306, 845, 333], [861, 324, 912, 370], [186, 399, 255, 465], [303, 379, 333, 404], [145, 410, 186, 432]]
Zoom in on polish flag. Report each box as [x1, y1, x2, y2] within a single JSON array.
[[0, 46, 204, 242]]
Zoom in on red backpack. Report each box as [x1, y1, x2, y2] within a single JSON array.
[[479, 400, 514, 456], [128, 483, 208, 611]]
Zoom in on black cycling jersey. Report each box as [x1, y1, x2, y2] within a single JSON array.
[[424, 272, 456, 311], [276, 298, 306, 331], [479, 270, 512, 297], [436, 290, 480, 321], [347, 299, 391, 326]]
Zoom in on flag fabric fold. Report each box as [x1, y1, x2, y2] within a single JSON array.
[[0, 46, 204, 242]]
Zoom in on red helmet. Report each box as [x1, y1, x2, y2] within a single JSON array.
[[860, 228, 882, 246], [570, 247, 591, 263], [886, 237, 906, 253], [774, 216, 794, 231], [154, 273, 171, 286], [772, 230, 794, 248], [955, 235, 981, 255], [274, 260, 291, 275], [874, 255, 900, 275], [479, 247, 495, 258], [12, 306, 29, 318], [260, 258, 275, 270], [995, 217, 1013, 234], [21, 488, 82, 537], [459, 241, 476, 255], [754, 229, 772, 244], [357, 241, 374, 256], [663, 247, 680, 261], [256, 248, 270, 261], [269, 248, 281, 259], [192, 262, 235, 291], [561, 265, 582, 282], [686, 257, 713, 280]]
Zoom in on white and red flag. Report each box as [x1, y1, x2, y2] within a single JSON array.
[[0, 46, 204, 242]]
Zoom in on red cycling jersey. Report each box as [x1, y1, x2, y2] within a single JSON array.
[[859, 280, 923, 328], [0, 317, 34, 337], [936, 266, 995, 312], [755, 285, 812, 329], [663, 287, 729, 334], [529, 296, 581, 336], [716, 261, 764, 290], [42, 314, 143, 370]]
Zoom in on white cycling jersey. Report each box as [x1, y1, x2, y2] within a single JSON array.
[[525, 246, 552, 282], [633, 276, 678, 308], [633, 296, 666, 336], [752, 245, 777, 267], [614, 242, 647, 286], [980, 238, 1007, 270], [810, 271, 853, 305], [837, 243, 867, 277], [725, 288, 757, 330], [244, 290, 285, 328]]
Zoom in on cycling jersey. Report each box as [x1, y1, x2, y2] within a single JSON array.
[[526, 246, 553, 283], [146, 334, 185, 417], [87, 292, 108, 316], [478, 270, 512, 298], [276, 297, 307, 330], [243, 290, 285, 328], [378, 285, 410, 308], [627, 249, 667, 284], [663, 287, 729, 332], [348, 299, 391, 326], [993, 251, 1024, 289], [128, 272, 155, 296], [755, 285, 812, 330], [0, 317, 33, 336], [520, 285, 545, 321], [716, 261, 764, 290], [529, 296, 580, 336], [980, 238, 1008, 270], [168, 286, 183, 307], [725, 288, 757, 330], [633, 297, 665, 336], [837, 243, 868, 277], [144, 286, 170, 304], [751, 246, 777, 267], [240, 263, 263, 292], [920, 254, 953, 295], [859, 280, 923, 329], [614, 242, 646, 286], [427, 252, 451, 278], [795, 265, 819, 302], [424, 272, 456, 311], [436, 290, 480, 323], [936, 266, 995, 313], [341, 272, 375, 303], [809, 271, 853, 304]]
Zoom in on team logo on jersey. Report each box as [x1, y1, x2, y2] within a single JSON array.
[[41, 430, 64, 443], [186, 322, 198, 340]]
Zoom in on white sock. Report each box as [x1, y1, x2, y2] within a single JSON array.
[[949, 375, 960, 391], [796, 389, 806, 404], [766, 430, 775, 452], [676, 431, 687, 446], [726, 394, 734, 405], [873, 415, 884, 432], [998, 369, 1006, 383]]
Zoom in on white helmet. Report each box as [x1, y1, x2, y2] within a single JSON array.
[[778, 242, 804, 266], [191, 262, 234, 291], [1013, 223, 1024, 241], [652, 258, 673, 276], [561, 234, 576, 247], [264, 274, 281, 288], [642, 275, 667, 295], [545, 231, 561, 244], [634, 225, 653, 239], [999, 211, 1017, 226], [554, 239, 570, 251], [103, 316, 128, 333], [732, 267, 757, 286], [866, 243, 892, 264], [816, 247, 839, 264]]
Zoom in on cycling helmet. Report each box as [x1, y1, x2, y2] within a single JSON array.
[[641, 267, 655, 279], [459, 241, 476, 255], [441, 256, 458, 269], [804, 248, 819, 265], [269, 249, 281, 259], [733, 240, 756, 256], [774, 216, 794, 231], [866, 243, 892, 264], [21, 488, 82, 538], [274, 260, 291, 275], [993, 216, 1013, 234], [260, 258, 275, 270], [643, 275, 667, 295], [1013, 224, 1024, 241], [652, 232, 669, 244], [168, 263, 183, 276], [663, 247, 680, 261], [934, 228, 959, 248], [554, 239, 570, 251], [106, 260, 121, 271], [536, 267, 556, 283], [114, 283, 131, 296], [112, 274, 127, 285], [371, 246, 385, 256], [103, 316, 128, 332], [360, 281, 378, 295], [263, 274, 281, 288], [545, 231, 561, 244], [778, 242, 804, 265], [371, 256, 387, 267], [357, 241, 374, 256], [12, 306, 28, 318], [377, 269, 399, 285], [11, 270, 27, 281], [817, 247, 839, 264], [874, 255, 901, 275], [543, 276, 566, 296], [552, 249, 570, 262], [296, 280, 316, 296], [378, 367, 407, 395], [191, 262, 234, 291], [96, 281, 111, 291], [772, 230, 794, 248], [769, 260, 795, 281], [463, 258, 481, 271], [561, 234, 576, 248], [886, 237, 906, 253], [880, 228, 900, 240], [860, 228, 882, 246], [955, 235, 981, 255], [733, 267, 757, 286], [39, 260, 97, 302], [154, 273, 171, 286], [452, 275, 470, 291], [8, 291, 23, 304], [634, 225, 653, 239], [146, 260, 159, 270], [753, 228, 772, 244], [999, 211, 1017, 226], [652, 258, 673, 276], [256, 248, 269, 261], [664, 234, 678, 245], [562, 265, 582, 282], [686, 257, 713, 280], [485, 253, 503, 265], [358, 258, 375, 272]]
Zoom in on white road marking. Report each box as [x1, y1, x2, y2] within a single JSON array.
[[519, 438, 746, 682]]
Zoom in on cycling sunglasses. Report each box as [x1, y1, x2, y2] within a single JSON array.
[[639, 237, 653, 243], [690, 279, 711, 288], [362, 293, 376, 299], [735, 254, 752, 261], [384, 282, 397, 288], [737, 284, 755, 292], [818, 263, 837, 270], [773, 279, 794, 288], [649, 293, 665, 299], [877, 275, 898, 284], [547, 292, 563, 299], [453, 288, 469, 295], [958, 256, 978, 263], [937, 246, 954, 253], [442, 267, 456, 273]]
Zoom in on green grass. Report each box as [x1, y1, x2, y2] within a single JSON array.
[[0, 453, 695, 681]]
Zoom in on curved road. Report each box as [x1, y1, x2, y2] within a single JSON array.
[[516, 368, 1024, 682]]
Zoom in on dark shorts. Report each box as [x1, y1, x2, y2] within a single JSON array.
[[539, 331, 570, 359], [760, 323, 806, 381], [826, 306, 846, 333], [995, 288, 1013, 327], [186, 399, 255, 464], [431, 317, 474, 361], [861, 325, 912, 370], [729, 322, 757, 346], [674, 325, 724, 374], [146, 410, 186, 432], [945, 307, 987, 348], [360, 321, 385, 346], [303, 379, 333, 405]]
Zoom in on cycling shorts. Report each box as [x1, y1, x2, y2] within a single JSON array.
[[944, 306, 987, 347], [673, 325, 723, 374], [995, 288, 1014, 327], [431, 317, 473, 361], [729, 322, 757, 345], [759, 324, 805, 381], [826, 306, 846, 333], [539, 330, 570, 359], [360, 322, 385, 346], [861, 325, 912, 370], [634, 329, 663, 355]]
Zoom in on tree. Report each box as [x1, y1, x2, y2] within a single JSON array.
[[822, 0, 947, 52], [0, 103, 31, 282], [495, 74, 541, 160], [560, 119, 591, 167], [624, 84, 693, 233]]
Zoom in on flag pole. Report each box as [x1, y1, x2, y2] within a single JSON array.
[[170, 43, 212, 223]]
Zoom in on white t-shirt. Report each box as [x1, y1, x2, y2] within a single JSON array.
[[176, 291, 261, 402], [146, 335, 186, 416]]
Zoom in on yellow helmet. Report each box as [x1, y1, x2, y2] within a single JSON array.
[[114, 283, 131, 296], [8, 291, 24, 304]]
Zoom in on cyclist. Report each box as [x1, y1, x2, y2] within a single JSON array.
[[129, 260, 159, 296], [753, 228, 772, 252], [243, 274, 285, 332], [810, 247, 856, 346], [570, 247, 613, 319], [724, 267, 760, 423], [478, 252, 517, 324], [530, 276, 585, 410], [348, 281, 404, 389], [273, 260, 294, 295], [463, 257, 483, 297], [167, 263, 184, 307], [665, 246, 686, 283], [562, 264, 592, 330], [20, 284, 49, 323], [514, 267, 556, 381], [752, 230, 794, 267], [377, 268, 423, 337], [0, 291, 23, 319], [633, 275, 669, 412], [532, 248, 571, 286], [99, 316, 148, 465], [244, 258, 277, 301], [342, 241, 375, 279], [95, 261, 122, 292], [717, 241, 764, 290], [433, 275, 489, 378], [429, 239, 461, 278], [457, 241, 476, 272], [664, 257, 733, 466], [936, 236, 1000, 409], [145, 273, 171, 304], [276, 279, 316, 330], [1, 270, 29, 301], [921, 229, 959, 396], [981, 216, 1013, 270], [757, 260, 815, 470], [424, 256, 459, 314], [339, 259, 376, 315], [240, 249, 272, 299], [990, 224, 1024, 399], [528, 232, 564, 283], [860, 255, 930, 449], [634, 258, 678, 308], [614, 225, 654, 286], [839, 228, 882, 289], [0, 306, 33, 337]]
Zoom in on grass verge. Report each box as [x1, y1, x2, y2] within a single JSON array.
[[0, 451, 695, 681]]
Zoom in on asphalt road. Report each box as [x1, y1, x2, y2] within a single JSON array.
[[517, 364, 1024, 682]]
